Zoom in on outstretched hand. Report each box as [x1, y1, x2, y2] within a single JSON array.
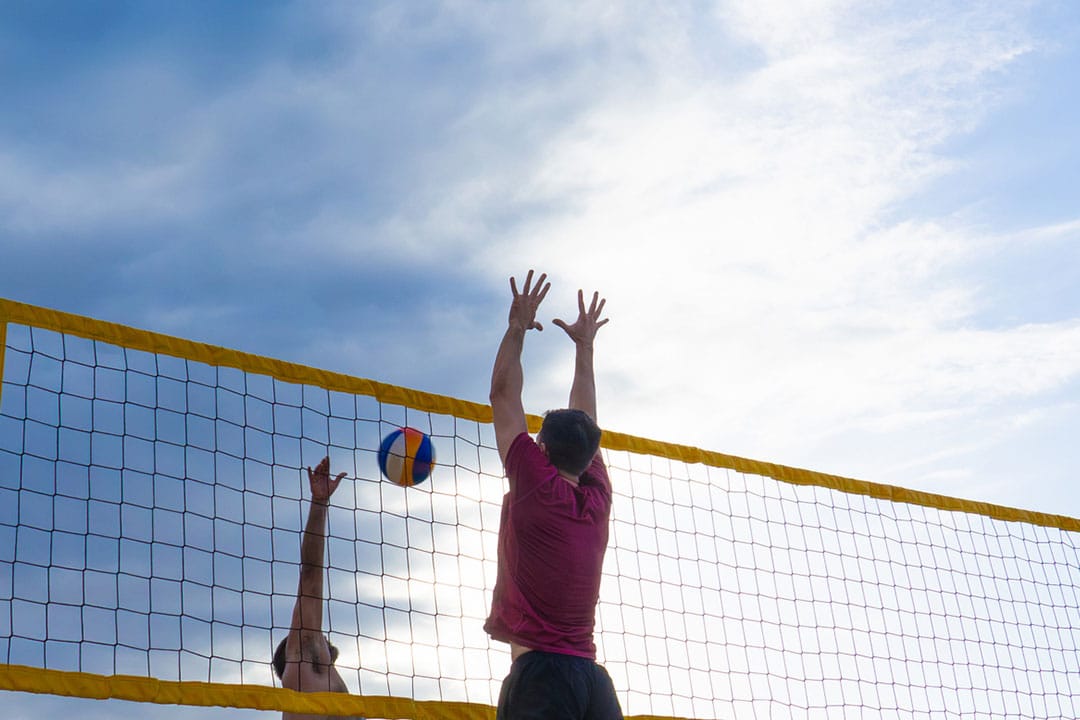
[[307, 456, 346, 504], [553, 289, 609, 346], [508, 269, 551, 332]]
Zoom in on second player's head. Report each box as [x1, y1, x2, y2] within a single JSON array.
[[272, 636, 340, 679]]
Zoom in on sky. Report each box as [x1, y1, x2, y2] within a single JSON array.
[[2, 0, 1080, 714]]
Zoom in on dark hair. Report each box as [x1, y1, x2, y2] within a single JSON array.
[[537, 409, 602, 476], [273, 636, 339, 679]]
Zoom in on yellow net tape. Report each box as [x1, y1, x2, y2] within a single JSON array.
[[3, 297, 1075, 534]]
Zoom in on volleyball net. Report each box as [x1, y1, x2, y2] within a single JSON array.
[[2, 297, 1079, 719]]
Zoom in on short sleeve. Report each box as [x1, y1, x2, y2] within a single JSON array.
[[504, 432, 554, 495]]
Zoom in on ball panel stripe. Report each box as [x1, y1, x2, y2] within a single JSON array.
[[377, 427, 435, 486], [403, 428, 422, 485], [394, 433, 409, 485]]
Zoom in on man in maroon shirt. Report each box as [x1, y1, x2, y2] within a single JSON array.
[[486, 269, 623, 720]]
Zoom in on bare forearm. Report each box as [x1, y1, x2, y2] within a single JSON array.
[[490, 325, 530, 463], [297, 500, 328, 616], [301, 500, 329, 567], [567, 341, 597, 420], [490, 325, 526, 403], [553, 288, 606, 420]]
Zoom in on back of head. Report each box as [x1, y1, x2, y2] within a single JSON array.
[[538, 409, 602, 476], [272, 637, 338, 679]]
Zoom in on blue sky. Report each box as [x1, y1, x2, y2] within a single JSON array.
[[3, 0, 1079, 509], [3, 1, 1080, 714]]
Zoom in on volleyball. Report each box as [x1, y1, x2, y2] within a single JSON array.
[[377, 427, 435, 487]]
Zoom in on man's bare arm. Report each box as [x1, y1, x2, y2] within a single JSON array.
[[490, 270, 550, 464], [284, 456, 345, 688], [553, 289, 608, 423]]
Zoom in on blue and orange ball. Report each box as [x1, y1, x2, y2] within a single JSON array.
[[377, 427, 435, 487]]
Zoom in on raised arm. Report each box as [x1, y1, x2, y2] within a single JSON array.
[[490, 270, 550, 464], [283, 456, 345, 691], [553, 289, 608, 423]]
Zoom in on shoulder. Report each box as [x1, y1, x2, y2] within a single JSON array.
[[505, 433, 557, 492], [506, 433, 545, 473]]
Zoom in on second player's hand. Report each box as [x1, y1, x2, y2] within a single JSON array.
[[307, 456, 346, 504]]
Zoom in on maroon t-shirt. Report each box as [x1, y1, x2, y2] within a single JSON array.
[[484, 432, 612, 659]]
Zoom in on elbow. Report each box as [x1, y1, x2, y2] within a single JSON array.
[[489, 376, 515, 405]]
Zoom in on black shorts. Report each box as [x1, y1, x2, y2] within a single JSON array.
[[496, 650, 624, 720]]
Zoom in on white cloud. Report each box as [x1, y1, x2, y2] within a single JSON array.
[[413, 2, 1080, 513], [0, 150, 196, 235], [3, 0, 1075, 515], [4, 4, 1080, 719]]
